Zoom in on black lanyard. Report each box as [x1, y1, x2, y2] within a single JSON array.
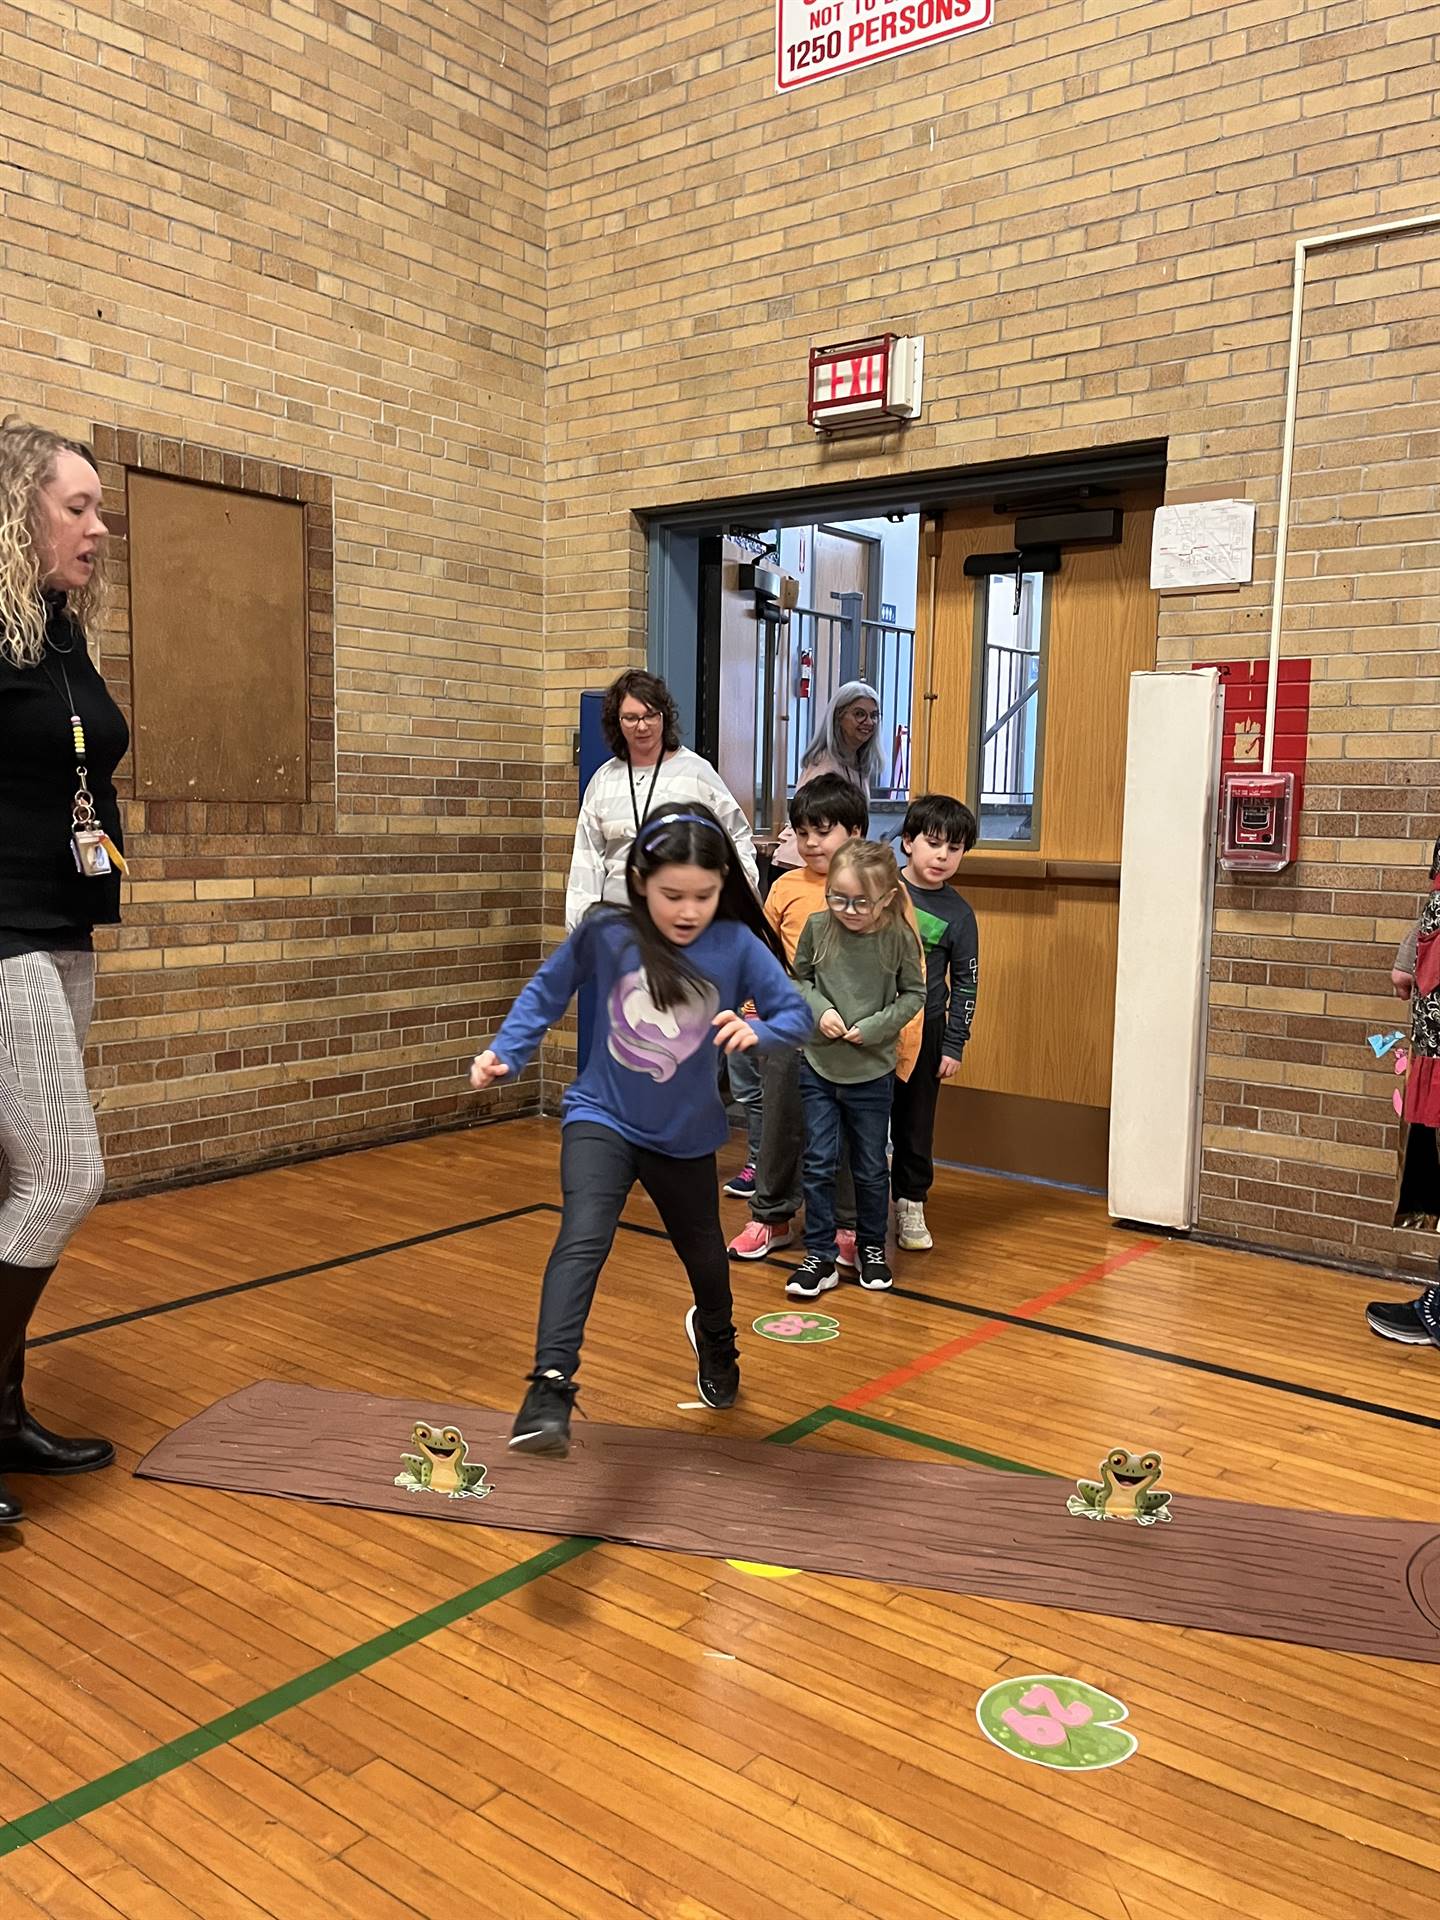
[[41, 653, 100, 836], [627, 757, 661, 835]]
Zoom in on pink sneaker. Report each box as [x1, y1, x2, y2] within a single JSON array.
[[835, 1230, 858, 1270], [728, 1219, 795, 1260]]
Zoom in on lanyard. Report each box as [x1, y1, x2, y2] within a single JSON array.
[[627, 756, 661, 836], [41, 655, 100, 836], [40, 652, 126, 876]]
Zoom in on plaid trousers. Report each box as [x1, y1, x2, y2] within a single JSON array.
[[0, 951, 105, 1266]]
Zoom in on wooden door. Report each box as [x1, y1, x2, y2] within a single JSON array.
[[917, 497, 1161, 1187], [705, 537, 793, 838], [711, 537, 763, 826], [812, 526, 874, 621]]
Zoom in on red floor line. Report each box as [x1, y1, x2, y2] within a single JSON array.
[[835, 1236, 1163, 1412]]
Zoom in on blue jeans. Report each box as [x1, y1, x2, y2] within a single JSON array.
[[798, 1063, 894, 1258], [726, 1047, 764, 1164]]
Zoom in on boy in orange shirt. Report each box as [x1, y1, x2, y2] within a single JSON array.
[[728, 776, 868, 1262]]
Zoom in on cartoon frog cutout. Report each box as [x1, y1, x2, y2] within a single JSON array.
[[395, 1422, 491, 1500], [1067, 1447, 1172, 1525]]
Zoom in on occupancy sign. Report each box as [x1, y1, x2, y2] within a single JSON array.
[[776, 0, 993, 92]]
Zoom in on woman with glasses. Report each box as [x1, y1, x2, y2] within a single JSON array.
[[565, 669, 758, 929], [771, 679, 884, 872]]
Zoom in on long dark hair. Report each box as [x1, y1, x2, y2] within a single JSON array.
[[598, 803, 787, 1010]]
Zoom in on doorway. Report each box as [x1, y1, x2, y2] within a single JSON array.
[[646, 443, 1168, 1190]]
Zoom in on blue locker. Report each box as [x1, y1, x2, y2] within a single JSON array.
[[575, 690, 609, 1070]]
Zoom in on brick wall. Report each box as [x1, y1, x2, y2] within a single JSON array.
[[544, 0, 1440, 1274], [2, 0, 548, 1186], [1196, 236, 1440, 1277], [8, 0, 1439, 1270]]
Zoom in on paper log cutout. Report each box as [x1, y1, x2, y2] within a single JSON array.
[[136, 1382, 1440, 1664]]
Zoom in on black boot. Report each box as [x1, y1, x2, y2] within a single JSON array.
[[0, 1260, 115, 1476], [0, 1475, 22, 1525]]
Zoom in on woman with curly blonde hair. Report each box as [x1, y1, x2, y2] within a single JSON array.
[[0, 417, 127, 1527]]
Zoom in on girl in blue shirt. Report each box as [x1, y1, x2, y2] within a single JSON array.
[[470, 806, 811, 1457]]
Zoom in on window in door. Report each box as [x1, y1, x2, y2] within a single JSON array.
[[971, 569, 1050, 848]]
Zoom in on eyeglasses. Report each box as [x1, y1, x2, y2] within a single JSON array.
[[825, 893, 878, 916], [619, 710, 661, 729]]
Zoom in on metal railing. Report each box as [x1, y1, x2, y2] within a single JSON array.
[[979, 639, 1040, 810]]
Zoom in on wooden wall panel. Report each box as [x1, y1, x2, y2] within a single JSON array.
[[946, 877, 1121, 1109], [1042, 505, 1161, 863], [127, 473, 309, 804]]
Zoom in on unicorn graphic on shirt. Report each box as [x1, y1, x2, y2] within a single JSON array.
[[607, 970, 719, 1083]]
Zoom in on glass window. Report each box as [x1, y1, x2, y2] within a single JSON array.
[[971, 570, 1048, 847]]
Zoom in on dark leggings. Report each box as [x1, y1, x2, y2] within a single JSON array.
[[533, 1121, 736, 1378]]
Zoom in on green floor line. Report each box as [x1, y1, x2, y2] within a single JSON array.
[[0, 1534, 596, 1859], [760, 1404, 839, 1447], [824, 1405, 1050, 1475], [0, 1402, 1036, 1858]]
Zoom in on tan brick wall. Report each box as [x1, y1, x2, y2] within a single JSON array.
[[544, 0, 1440, 1272], [8, 0, 1439, 1270], [2, 0, 548, 1185]]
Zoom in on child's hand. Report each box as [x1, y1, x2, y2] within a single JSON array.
[[818, 1009, 849, 1040], [937, 1053, 963, 1081], [1393, 969, 1415, 1001], [712, 1009, 759, 1054], [842, 1026, 864, 1044], [469, 1050, 509, 1089]]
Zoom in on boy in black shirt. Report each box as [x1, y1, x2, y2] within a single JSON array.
[[892, 794, 979, 1250]]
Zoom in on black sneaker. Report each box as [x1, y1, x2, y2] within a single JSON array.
[[685, 1307, 740, 1409], [858, 1245, 893, 1291], [508, 1370, 580, 1456], [786, 1252, 839, 1299], [1366, 1286, 1440, 1348]]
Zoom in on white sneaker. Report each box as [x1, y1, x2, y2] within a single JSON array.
[[895, 1200, 933, 1251]]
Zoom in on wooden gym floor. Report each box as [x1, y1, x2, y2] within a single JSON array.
[[1, 1116, 1438, 1919]]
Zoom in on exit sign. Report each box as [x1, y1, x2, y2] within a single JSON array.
[[808, 334, 924, 432], [777, 0, 993, 93]]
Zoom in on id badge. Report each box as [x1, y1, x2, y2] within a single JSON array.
[[72, 829, 112, 877]]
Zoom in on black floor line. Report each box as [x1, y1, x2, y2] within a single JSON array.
[[29, 1203, 551, 1350], [33, 1197, 1440, 1435], [612, 1219, 1440, 1436], [883, 1282, 1440, 1434]]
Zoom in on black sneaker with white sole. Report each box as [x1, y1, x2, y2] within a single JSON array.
[[858, 1245, 893, 1291], [685, 1306, 740, 1408], [508, 1370, 580, 1456], [1366, 1285, 1440, 1348], [786, 1252, 839, 1299]]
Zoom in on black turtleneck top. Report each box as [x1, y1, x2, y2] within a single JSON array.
[[0, 595, 129, 959]]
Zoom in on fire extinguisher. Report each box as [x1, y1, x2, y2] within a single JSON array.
[[797, 641, 813, 700]]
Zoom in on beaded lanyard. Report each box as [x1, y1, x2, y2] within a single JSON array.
[[43, 653, 127, 877]]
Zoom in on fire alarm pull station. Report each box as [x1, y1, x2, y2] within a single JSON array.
[[1220, 770, 1296, 873]]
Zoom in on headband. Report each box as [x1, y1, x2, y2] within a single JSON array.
[[636, 811, 727, 851]]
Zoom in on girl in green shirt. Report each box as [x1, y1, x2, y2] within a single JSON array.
[[788, 840, 926, 1296]]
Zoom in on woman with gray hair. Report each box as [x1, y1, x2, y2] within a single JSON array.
[[0, 417, 125, 1527], [772, 679, 884, 870]]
